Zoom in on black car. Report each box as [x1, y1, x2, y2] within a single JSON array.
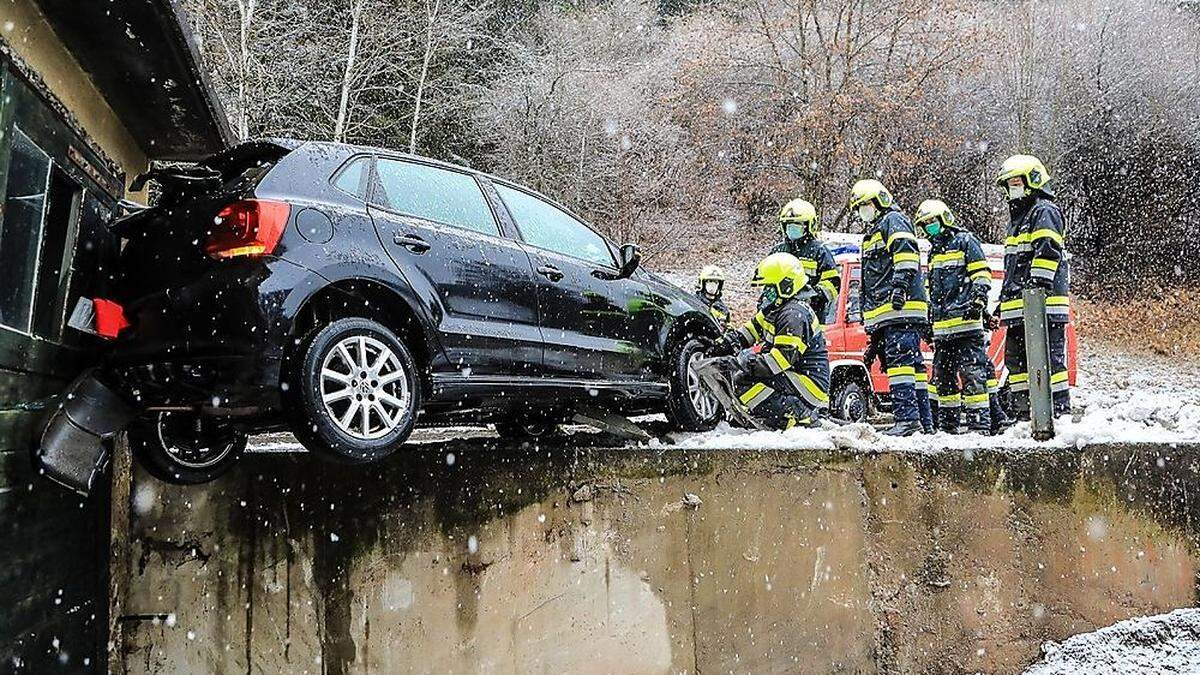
[[93, 140, 722, 483]]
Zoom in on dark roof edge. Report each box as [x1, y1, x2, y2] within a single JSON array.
[[161, 0, 234, 149]]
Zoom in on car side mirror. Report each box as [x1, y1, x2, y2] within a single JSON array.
[[617, 243, 641, 278]]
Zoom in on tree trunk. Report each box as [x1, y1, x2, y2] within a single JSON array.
[[334, 0, 364, 143], [409, 0, 442, 154]]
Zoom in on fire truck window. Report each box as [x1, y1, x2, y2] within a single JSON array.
[[0, 128, 50, 333], [846, 279, 862, 324]]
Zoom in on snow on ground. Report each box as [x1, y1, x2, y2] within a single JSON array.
[[1022, 608, 1200, 674], [665, 343, 1200, 453]]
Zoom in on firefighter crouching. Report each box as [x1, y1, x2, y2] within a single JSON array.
[[707, 253, 830, 429], [772, 198, 840, 323], [914, 199, 996, 434], [696, 265, 732, 328], [850, 180, 934, 436], [996, 155, 1071, 418]]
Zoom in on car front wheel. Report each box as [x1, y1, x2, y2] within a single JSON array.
[[666, 336, 722, 432], [129, 412, 246, 485], [831, 379, 871, 423], [289, 317, 421, 463]]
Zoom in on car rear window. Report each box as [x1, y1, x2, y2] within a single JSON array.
[[374, 159, 498, 236]]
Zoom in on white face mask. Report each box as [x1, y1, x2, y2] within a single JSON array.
[[858, 203, 878, 223], [1008, 183, 1027, 200]]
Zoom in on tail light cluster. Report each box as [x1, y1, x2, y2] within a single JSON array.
[[205, 199, 291, 259]]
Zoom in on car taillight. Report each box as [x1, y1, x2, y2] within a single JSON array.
[[93, 298, 130, 339], [205, 199, 291, 259]]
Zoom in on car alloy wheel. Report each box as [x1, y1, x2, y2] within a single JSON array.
[[155, 412, 240, 469], [319, 335, 412, 440]]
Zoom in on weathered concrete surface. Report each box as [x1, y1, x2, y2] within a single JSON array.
[[113, 439, 1200, 674]]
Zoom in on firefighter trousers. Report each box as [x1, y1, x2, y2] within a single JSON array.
[[933, 333, 993, 431], [876, 325, 933, 428], [1005, 321, 1069, 417], [735, 371, 823, 430]]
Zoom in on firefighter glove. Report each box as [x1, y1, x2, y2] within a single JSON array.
[[708, 332, 739, 357], [890, 287, 907, 310]]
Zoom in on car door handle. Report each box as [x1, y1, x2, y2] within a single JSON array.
[[393, 232, 430, 253], [537, 265, 564, 282]]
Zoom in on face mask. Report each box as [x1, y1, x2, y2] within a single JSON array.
[[783, 223, 806, 241], [923, 221, 943, 238], [1008, 183, 1027, 201], [858, 203, 878, 223], [760, 286, 779, 308]]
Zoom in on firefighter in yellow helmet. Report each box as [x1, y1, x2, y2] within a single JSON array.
[[707, 253, 830, 429], [695, 265, 731, 328], [771, 198, 840, 322], [995, 154, 1071, 419], [849, 179, 934, 436]]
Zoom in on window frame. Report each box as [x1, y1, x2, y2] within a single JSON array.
[[367, 155, 503, 239], [491, 180, 619, 270]]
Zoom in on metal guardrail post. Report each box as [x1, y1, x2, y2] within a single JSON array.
[[1023, 288, 1055, 441]]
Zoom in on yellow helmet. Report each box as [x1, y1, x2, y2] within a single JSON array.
[[750, 252, 807, 300], [995, 154, 1051, 194], [778, 198, 818, 237], [849, 179, 894, 209], [914, 199, 956, 231], [698, 265, 725, 283]]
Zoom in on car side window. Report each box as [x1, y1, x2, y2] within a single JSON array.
[[495, 184, 614, 266], [374, 159, 499, 236], [332, 157, 368, 197]]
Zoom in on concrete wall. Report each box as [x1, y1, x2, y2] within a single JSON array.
[[115, 442, 1200, 673]]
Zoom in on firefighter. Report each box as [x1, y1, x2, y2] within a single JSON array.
[[771, 198, 841, 323], [995, 154, 1071, 418], [707, 253, 830, 429], [696, 265, 732, 328], [914, 199, 994, 434], [849, 179, 934, 436]]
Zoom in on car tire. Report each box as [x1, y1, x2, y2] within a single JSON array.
[[666, 336, 722, 432], [128, 412, 246, 485], [289, 317, 421, 463], [831, 379, 871, 423]]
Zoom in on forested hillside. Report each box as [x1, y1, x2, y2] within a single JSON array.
[[182, 0, 1200, 288]]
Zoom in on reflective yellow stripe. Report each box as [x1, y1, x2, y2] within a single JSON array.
[[967, 260, 990, 273], [773, 334, 807, 353], [932, 251, 965, 264], [818, 280, 838, 300], [1050, 371, 1069, 384], [893, 252, 920, 264], [864, 300, 929, 320], [888, 231, 918, 247], [768, 347, 791, 372], [754, 312, 776, 335], [1047, 296, 1070, 306], [1000, 299, 1024, 312], [933, 316, 979, 331], [1009, 373, 1029, 384], [739, 382, 774, 409], [864, 232, 884, 249], [970, 270, 993, 282], [887, 366, 916, 377], [743, 321, 760, 343], [1030, 228, 1064, 246], [938, 394, 962, 405], [914, 372, 928, 383], [787, 372, 829, 405], [963, 392, 990, 406], [1032, 258, 1059, 271], [820, 269, 839, 280], [1005, 233, 1031, 246], [799, 259, 818, 271]]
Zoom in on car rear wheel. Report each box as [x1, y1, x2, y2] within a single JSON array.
[[666, 336, 722, 432], [129, 412, 246, 485], [831, 379, 870, 423], [494, 419, 561, 441], [289, 317, 421, 463]]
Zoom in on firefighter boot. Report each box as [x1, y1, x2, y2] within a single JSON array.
[[938, 407, 963, 435], [965, 408, 992, 435], [884, 420, 923, 437], [990, 396, 1013, 435]]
